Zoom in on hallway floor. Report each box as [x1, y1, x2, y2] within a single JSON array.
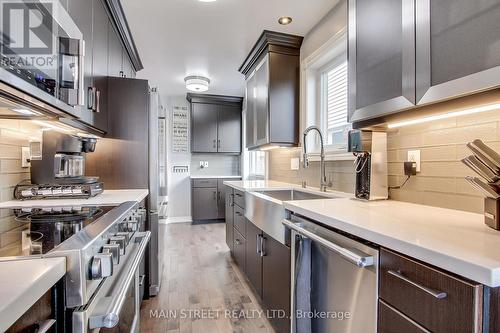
[[140, 222, 275, 333]]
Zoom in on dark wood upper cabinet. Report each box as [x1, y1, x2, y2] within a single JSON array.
[[348, 0, 415, 123], [191, 103, 219, 153], [349, 0, 500, 125], [415, 0, 500, 105], [187, 94, 243, 154], [239, 31, 303, 150]]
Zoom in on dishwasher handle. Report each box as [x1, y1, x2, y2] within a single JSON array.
[[282, 219, 374, 268]]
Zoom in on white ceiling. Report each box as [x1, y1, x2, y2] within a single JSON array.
[[121, 0, 338, 98]]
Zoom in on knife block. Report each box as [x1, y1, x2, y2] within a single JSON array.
[[484, 198, 500, 230]]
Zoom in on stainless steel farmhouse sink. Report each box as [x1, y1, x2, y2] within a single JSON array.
[[256, 189, 332, 201], [245, 189, 339, 245]]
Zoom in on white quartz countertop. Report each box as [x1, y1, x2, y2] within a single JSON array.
[[191, 175, 242, 179], [0, 189, 149, 208], [0, 257, 66, 332], [284, 198, 500, 287]]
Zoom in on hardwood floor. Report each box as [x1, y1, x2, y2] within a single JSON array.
[[140, 222, 276, 333]]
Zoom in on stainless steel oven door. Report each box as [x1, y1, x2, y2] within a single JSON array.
[[72, 231, 150, 333]]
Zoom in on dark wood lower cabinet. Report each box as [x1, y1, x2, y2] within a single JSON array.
[[233, 228, 246, 272], [225, 188, 234, 253], [379, 248, 482, 333], [245, 221, 263, 298], [378, 300, 428, 333], [262, 232, 291, 333]]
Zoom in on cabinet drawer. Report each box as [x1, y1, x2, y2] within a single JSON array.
[[234, 189, 245, 208], [193, 179, 218, 188], [379, 300, 429, 333], [233, 205, 246, 237], [380, 248, 482, 333], [233, 228, 246, 272]]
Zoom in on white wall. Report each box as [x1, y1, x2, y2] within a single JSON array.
[[165, 95, 192, 223], [301, 0, 347, 61]]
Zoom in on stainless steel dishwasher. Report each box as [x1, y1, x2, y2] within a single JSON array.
[[283, 214, 379, 333]]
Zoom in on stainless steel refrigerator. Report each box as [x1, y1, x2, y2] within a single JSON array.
[[86, 77, 163, 297]]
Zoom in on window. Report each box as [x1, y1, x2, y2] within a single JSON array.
[[248, 151, 266, 178], [320, 58, 350, 151]]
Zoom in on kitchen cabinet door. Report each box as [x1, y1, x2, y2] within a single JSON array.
[[191, 103, 218, 153], [245, 74, 257, 149], [233, 228, 246, 272], [255, 56, 269, 146], [67, 0, 94, 124], [246, 222, 263, 298], [225, 187, 234, 253], [108, 24, 123, 77], [348, 0, 415, 123], [91, 0, 109, 132], [218, 105, 241, 153], [192, 187, 218, 220], [416, 0, 500, 105], [217, 179, 228, 219], [262, 233, 291, 333]]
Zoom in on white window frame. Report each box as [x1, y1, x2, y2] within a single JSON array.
[[301, 27, 353, 162]]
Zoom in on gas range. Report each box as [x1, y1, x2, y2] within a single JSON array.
[[0, 201, 150, 332]]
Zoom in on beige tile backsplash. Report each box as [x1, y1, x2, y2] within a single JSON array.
[[268, 109, 500, 214], [268, 148, 356, 194]]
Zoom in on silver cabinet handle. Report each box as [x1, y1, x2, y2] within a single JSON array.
[[282, 219, 374, 268], [89, 231, 151, 329], [256, 234, 261, 255], [229, 193, 234, 207], [235, 211, 243, 217], [235, 238, 242, 245], [387, 270, 447, 299], [217, 139, 221, 149], [139, 274, 146, 287], [260, 235, 266, 257], [213, 139, 216, 148], [213, 191, 217, 200], [35, 319, 56, 333]]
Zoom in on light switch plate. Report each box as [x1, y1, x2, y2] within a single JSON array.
[[290, 157, 300, 170], [407, 150, 421, 172], [21, 147, 31, 168]]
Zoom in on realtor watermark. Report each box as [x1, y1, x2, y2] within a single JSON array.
[[149, 309, 352, 320], [1, 0, 57, 70]]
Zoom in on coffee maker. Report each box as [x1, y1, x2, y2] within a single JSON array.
[[348, 129, 388, 200], [15, 131, 104, 200]]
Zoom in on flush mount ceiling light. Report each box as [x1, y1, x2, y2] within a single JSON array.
[[185, 75, 210, 92], [198, 0, 217, 2], [278, 16, 293, 25], [387, 102, 500, 128]]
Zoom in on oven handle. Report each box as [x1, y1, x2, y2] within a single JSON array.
[[88, 231, 150, 329], [282, 219, 374, 268]]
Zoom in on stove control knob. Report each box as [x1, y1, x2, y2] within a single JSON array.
[[90, 253, 113, 279], [102, 244, 121, 265], [109, 236, 126, 255]]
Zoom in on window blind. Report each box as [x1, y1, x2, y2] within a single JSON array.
[[326, 61, 348, 131]]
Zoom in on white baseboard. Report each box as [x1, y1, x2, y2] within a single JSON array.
[[163, 216, 192, 224]]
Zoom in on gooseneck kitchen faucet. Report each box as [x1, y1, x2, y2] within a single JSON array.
[[303, 126, 328, 192]]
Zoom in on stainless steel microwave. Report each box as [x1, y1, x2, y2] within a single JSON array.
[[0, 0, 84, 111]]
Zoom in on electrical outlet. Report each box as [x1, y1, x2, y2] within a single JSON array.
[[204, 161, 209, 168], [290, 157, 299, 170], [21, 147, 31, 168], [407, 150, 421, 172], [199, 161, 204, 168]]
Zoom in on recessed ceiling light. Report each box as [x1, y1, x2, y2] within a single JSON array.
[[278, 16, 293, 25], [198, 0, 217, 2], [185, 75, 210, 92]]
